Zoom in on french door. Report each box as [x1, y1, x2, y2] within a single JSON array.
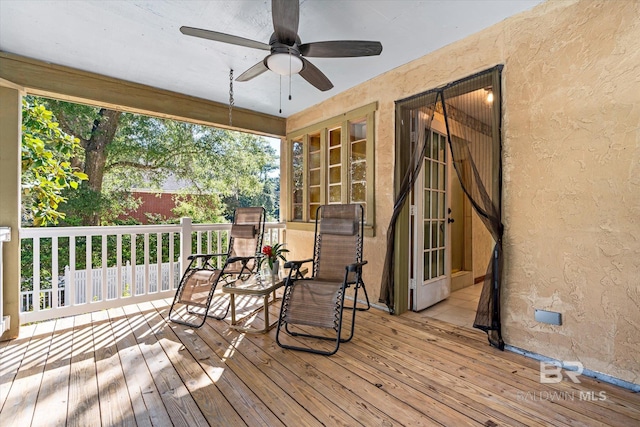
[[412, 128, 451, 311]]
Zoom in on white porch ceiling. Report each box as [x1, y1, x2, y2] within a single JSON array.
[[0, 0, 542, 118]]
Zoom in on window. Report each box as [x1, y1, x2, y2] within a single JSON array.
[[287, 103, 376, 232]]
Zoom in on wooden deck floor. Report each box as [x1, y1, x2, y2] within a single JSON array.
[[1, 294, 639, 426]]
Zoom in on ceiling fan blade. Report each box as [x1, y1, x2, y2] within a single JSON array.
[[236, 61, 269, 82], [299, 58, 333, 92], [271, 0, 299, 45], [299, 40, 383, 58], [180, 26, 270, 51]]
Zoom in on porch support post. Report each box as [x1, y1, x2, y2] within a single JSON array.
[[180, 217, 192, 275], [0, 84, 23, 340]]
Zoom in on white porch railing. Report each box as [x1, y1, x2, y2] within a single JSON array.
[[19, 218, 284, 324]]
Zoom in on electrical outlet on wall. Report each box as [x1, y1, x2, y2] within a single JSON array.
[[535, 309, 562, 325]]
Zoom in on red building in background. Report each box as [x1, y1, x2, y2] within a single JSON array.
[[120, 191, 179, 224]]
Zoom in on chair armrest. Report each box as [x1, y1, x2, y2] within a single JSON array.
[[347, 260, 368, 272], [284, 258, 313, 269], [188, 253, 227, 260], [227, 255, 257, 264]]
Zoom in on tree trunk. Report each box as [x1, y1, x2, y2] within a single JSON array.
[[83, 108, 121, 225]]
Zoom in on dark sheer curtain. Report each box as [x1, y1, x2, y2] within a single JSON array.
[[380, 66, 504, 349], [442, 67, 504, 349], [379, 91, 440, 313]]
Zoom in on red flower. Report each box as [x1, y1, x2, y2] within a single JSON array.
[[262, 245, 273, 257]]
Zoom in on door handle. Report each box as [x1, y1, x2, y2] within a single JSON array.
[[447, 218, 455, 223]]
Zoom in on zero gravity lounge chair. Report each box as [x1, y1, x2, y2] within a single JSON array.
[[169, 206, 266, 328], [276, 204, 369, 355]]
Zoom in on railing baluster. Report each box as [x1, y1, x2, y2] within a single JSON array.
[[69, 237, 76, 305], [86, 235, 92, 303], [169, 232, 175, 290], [216, 230, 223, 269], [131, 234, 137, 296], [144, 233, 150, 295], [156, 232, 162, 294], [52, 236, 58, 309], [33, 238, 40, 312], [102, 234, 108, 301], [116, 234, 123, 298]]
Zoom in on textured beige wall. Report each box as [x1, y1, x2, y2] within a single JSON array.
[[285, 0, 639, 383], [501, 0, 640, 384]]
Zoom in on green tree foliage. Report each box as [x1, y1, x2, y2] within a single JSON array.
[[20, 98, 279, 296], [41, 98, 279, 225], [21, 98, 88, 226]]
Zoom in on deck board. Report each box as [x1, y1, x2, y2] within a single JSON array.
[[67, 313, 101, 427], [1, 297, 638, 426], [31, 315, 74, 427]]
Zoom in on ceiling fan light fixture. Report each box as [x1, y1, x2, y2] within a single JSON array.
[[267, 53, 303, 76]]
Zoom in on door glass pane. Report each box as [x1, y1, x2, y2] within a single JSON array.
[[423, 252, 430, 280], [310, 204, 319, 220], [431, 190, 438, 218], [310, 169, 320, 186], [329, 166, 341, 184], [423, 190, 430, 216], [424, 161, 431, 187], [350, 118, 366, 141], [308, 132, 321, 219], [329, 185, 341, 202], [351, 182, 365, 203], [328, 127, 342, 204], [432, 163, 438, 188], [431, 221, 437, 248], [430, 251, 437, 280], [421, 130, 448, 282], [309, 186, 320, 203], [351, 161, 366, 181], [351, 140, 366, 161], [329, 146, 341, 164], [350, 123, 367, 210], [310, 133, 320, 151], [329, 127, 341, 146], [309, 151, 320, 168], [291, 139, 304, 220], [423, 222, 429, 251]]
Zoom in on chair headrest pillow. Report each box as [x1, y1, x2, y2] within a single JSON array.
[[320, 218, 357, 236], [231, 224, 257, 238]]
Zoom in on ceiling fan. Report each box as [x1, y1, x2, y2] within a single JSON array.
[[180, 0, 383, 92]]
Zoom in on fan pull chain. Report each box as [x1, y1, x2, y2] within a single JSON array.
[[229, 69, 234, 126], [288, 53, 293, 100], [279, 75, 282, 114]]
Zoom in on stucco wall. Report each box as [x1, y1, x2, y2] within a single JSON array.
[[285, 0, 639, 384], [501, 0, 640, 384]]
